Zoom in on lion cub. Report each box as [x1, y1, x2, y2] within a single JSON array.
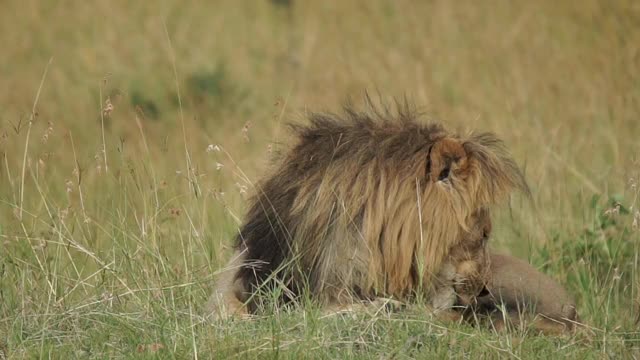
[[467, 253, 580, 335]]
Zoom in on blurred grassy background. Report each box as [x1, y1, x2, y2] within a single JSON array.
[[1, 0, 639, 358]]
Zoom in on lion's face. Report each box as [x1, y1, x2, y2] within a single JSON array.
[[425, 137, 491, 300], [428, 137, 471, 185], [447, 207, 492, 306]]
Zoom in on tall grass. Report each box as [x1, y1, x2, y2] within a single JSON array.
[[0, 0, 638, 358]]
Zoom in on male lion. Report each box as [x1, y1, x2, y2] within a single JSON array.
[[207, 102, 529, 320]]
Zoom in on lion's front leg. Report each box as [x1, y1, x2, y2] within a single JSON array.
[[206, 250, 250, 321], [321, 296, 464, 325], [320, 297, 406, 318]]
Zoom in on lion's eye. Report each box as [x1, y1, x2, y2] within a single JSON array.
[[438, 165, 450, 181]]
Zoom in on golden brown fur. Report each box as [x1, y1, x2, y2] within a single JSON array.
[[464, 253, 580, 335], [206, 100, 529, 319]]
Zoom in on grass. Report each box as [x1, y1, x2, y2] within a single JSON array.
[[1, 0, 639, 358]]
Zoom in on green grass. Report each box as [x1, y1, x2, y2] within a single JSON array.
[[1, 0, 639, 358]]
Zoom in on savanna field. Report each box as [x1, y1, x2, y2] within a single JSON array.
[[1, 1, 639, 358]]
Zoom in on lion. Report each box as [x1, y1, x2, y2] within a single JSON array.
[[207, 101, 529, 320], [463, 253, 580, 335]]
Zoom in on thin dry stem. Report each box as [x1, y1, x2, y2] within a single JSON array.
[[162, 20, 200, 198], [19, 57, 52, 221], [99, 82, 108, 173]]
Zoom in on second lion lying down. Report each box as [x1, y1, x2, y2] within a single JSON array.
[[207, 103, 529, 320], [465, 252, 579, 334]]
